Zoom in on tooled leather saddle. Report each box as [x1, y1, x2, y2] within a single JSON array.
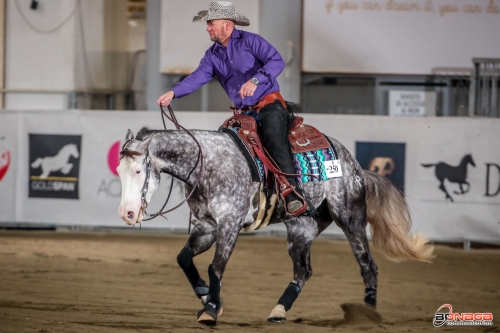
[[221, 113, 332, 216]]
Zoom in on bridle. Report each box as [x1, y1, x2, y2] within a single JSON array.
[[138, 105, 204, 227]]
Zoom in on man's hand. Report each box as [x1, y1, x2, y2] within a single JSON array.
[[157, 91, 175, 106], [238, 79, 258, 100]]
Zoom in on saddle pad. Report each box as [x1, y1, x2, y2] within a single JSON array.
[[222, 128, 339, 183], [294, 146, 338, 183]]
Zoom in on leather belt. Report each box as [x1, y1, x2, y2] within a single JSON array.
[[239, 91, 286, 113]]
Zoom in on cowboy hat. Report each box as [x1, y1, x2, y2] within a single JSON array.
[[193, 1, 250, 26]]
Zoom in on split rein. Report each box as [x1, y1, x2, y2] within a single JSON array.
[[138, 105, 204, 232]]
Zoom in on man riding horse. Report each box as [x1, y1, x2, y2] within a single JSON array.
[[157, 1, 306, 216]]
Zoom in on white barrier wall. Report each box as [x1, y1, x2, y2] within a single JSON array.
[[0, 110, 499, 242]]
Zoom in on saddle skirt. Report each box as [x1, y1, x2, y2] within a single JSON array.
[[221, 114, 340, 183]]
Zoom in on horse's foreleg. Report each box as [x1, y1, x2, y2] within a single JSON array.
[[177, 220, 216, 303], [197, 220, 241, 326], [268, 217, 319, 323]]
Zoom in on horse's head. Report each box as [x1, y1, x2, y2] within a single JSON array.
[[464, 154, 476, 167], [64, 143, 79, 158], [117, 129, 161, 225]]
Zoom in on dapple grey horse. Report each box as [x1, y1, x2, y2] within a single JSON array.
[[117, 127, 433, 326]]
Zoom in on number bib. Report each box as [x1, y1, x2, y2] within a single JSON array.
[[324, 160, 343, 178]]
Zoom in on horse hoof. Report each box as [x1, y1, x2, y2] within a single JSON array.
[[197, 301, 223, 326], [267, 304, 286, 323], [197, 311, 217, 326]]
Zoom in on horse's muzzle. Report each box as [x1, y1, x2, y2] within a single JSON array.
[[119, 207, 144, 225]]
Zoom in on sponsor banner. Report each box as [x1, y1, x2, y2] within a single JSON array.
[[1, 110, 499, 241], [302, 114, 500, 241], [0, 113, 17, 222], [303, 0, 500, 74]]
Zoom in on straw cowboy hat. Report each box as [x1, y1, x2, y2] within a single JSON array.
[[193, 1, 250, 26]]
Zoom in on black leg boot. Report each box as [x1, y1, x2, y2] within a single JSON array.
[[259, 101, 305, 214]]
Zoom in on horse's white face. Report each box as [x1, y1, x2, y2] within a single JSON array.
[[117, 151, 160, 225]]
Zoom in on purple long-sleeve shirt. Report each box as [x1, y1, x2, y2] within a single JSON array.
[[171, 28, 285, 109]]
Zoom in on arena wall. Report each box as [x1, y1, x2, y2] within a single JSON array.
[[0, 110, 499, 242]]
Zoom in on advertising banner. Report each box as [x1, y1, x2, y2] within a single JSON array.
[[0, 113, 17, 222], [303, 0, 500, 74], [1, 110, 499, 242], [302, 114, 500, 241]]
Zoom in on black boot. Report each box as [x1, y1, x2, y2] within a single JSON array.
[[258, 100, 305, 214]]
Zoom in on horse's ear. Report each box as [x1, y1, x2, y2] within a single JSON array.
[[126, 129, 134, 142]]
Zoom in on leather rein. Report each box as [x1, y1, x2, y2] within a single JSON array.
[[139, 105, 204, 224]]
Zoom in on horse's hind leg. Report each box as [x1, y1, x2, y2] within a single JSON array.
[[177, 220, 216, 303], [268, 216, 320, 323], [337, 202, 379, 307]]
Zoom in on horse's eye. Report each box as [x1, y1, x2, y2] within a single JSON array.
[[136, 170, 141, 174]]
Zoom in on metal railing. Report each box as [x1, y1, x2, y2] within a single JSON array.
[[469, 58, 500, 117]]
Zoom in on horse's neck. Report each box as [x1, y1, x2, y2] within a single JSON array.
[[153, 130, 204, 183], [59, 146, 70, 158], [459, 157, 470, 169]]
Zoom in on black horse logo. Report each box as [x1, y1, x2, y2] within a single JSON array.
[[421, 154, 475, 202]]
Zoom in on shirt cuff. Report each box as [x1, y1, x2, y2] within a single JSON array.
[[253, 73, 267, 85], [171, 87, 180, 98]]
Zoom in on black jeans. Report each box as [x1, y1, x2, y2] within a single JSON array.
[[258, 100, 300, 201]]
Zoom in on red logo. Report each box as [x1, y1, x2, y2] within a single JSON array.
[[107, 141, 121, 177], [0, 148, 10, 182], [433, 304, 493, 327]]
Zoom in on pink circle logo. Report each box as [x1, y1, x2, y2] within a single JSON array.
[[0, 148, 10, 182], [107, 141, 121, 177]]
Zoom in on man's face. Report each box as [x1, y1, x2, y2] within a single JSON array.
[[206, 20, 229, 43]]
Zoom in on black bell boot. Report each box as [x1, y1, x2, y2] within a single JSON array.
[[197, 264, 223, 326]]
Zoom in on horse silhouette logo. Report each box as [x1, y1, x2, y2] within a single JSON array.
[[421, 154, 475, 202], [31, 143, 79, 179], [29, 134, 82, 199]]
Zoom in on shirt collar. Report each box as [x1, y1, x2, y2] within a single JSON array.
[[214, 28, 241, 50]]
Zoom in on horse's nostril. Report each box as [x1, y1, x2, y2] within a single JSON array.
[[127, 211, 134, 220]]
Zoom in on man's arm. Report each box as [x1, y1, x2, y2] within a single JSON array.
[[157, 52, 215, 106], [238, 34, 285, 99], [249, 35, 285, 85]]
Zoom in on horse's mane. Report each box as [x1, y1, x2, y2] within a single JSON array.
[[136, 126, 156, 141]]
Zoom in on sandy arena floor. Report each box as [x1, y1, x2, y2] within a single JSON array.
[[0, 230, 499, 333]]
